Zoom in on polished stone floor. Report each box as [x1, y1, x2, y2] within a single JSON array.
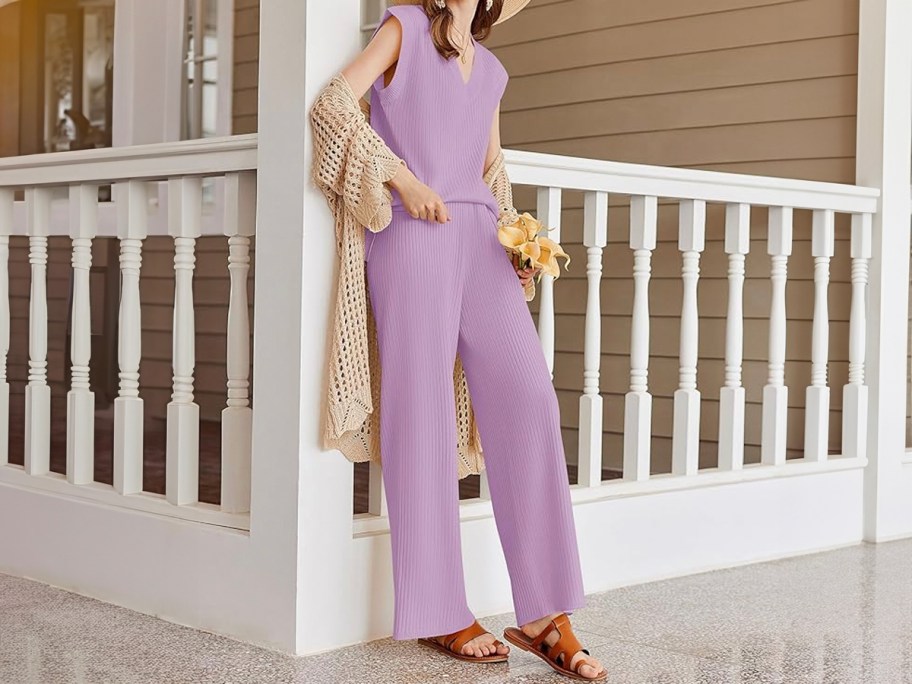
[[1, 539, 911, 683]]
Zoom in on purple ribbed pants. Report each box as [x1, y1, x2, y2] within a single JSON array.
[[365, 202, 586, 640]]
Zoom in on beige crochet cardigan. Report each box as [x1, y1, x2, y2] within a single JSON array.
[[309, 73, 528, 479]]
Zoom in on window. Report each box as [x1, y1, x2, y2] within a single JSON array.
[[182, 0, 234, 139], [0, 0, 115, 156]]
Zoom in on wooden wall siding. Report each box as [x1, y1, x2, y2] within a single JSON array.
[[489, 0, 859, 474], [233, 0, 260, 134]]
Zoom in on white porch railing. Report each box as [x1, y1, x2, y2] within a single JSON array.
[[353, 150, 878, 535], [0, 135, 257, 529]]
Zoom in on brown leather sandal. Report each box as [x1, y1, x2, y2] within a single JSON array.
[[417, 619, 509, 663], [503, 612, 607, 681]]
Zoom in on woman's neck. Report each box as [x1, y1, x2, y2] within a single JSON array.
[[446, 0, 477, 38]]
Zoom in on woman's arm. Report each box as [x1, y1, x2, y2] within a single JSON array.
[[341, 16, 401, 101], [338, 17, 450, 223]]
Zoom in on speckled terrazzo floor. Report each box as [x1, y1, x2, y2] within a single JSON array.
[[2, 539, 911, 683]]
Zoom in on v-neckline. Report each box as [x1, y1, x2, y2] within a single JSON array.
[[454, 37, 479, 87]]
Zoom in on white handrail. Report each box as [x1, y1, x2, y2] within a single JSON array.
[[0, 135, 258, 187], [504, 148, 879, 213]]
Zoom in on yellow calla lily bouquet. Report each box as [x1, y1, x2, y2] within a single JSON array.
[[497, 212, 571, 281]]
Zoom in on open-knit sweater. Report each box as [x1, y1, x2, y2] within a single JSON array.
[[309, 72, 528, 480]]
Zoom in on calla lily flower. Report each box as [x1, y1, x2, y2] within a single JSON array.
[[497, 212, 571, 282]]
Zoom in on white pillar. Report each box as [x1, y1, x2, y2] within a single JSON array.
[[249, 0, 368, 655], [578, 191, 607, 487], [804, 209, 834, 462], [112, 0, 185, 145], [0, 188, 10, 467], [221, 171, 256, 514], [624, 195, 656, 482], [24, 188, 51, 476], [536, 186, 562, 377], [857, 0, 912, 541], [67, 184, 98, 485], [672, 200, 705, 476], [761, 206, 792, 466], [166, 176, 202, 506], [112, 181, 147, 495], [718, 203, 750, 471]]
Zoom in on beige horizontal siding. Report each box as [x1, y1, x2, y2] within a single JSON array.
[[233, 0, 259, 134], [488, 0, 859, 474]]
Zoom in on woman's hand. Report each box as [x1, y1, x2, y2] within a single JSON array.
[[388, 164, 450, 223], [511, 252, 541, 289]]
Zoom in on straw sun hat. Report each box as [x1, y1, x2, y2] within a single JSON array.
[[390, 0, 531, 25]]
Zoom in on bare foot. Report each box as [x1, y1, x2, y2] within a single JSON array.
[[521, 612, 604, 679], [429, 626, 510, 658]]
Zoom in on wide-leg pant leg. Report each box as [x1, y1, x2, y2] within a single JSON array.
[[456, 204, 587, 626], [365, 209, 475, 640]]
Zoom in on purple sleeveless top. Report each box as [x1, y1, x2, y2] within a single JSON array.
[[368, 5, 508, 217]]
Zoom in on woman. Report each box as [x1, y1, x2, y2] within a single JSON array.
[[336, 1, 606, 680]]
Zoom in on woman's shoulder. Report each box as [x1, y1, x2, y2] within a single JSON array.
[[382, 3, 431, 29], [478, 43, 509, 94]]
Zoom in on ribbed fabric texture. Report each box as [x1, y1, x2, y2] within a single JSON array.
[[366, 204, 587, 639], [366, 5, 586, 640], [369, 5, 505, 218]]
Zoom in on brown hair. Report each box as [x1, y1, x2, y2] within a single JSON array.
[[417, 0, 504, 59]]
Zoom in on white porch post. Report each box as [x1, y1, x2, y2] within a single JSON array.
[[249, 0, 366, 655], [857, 0, 912, 541], [112, 0, 185, 145]]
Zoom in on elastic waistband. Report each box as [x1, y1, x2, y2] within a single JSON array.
[[391, 202, 499, 222], [391, 201, 495, 210]]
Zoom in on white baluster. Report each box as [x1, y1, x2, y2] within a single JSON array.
[[113, 181, 148, 495], [24, 188, 51, 476], [672, 200, 705, 476], [67, 184, 98, 485], [0, 188, 11, 466], [624, 195, 657, 482], [718, 204, 750, 470], [762, 206, 792, 466], [221, 171, 256, 513], [842, 213, 871, 460], [167, 176, 202, 506], [536, 186, 562, 378], [805, 209, 834, 462], [578, 191, 607, 487]]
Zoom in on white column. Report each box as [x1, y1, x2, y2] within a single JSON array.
[[24, 188, 51, 476], [67, 184, 98, 485], [804, 209, 834, 462], [0, 188, 11, 467], [166, 177, 202, 506], [221, 171, 256, 514], [672, 200, 705, 476], [113, 181, 148, 495], [761, 206, 792, 466], [843, 214, 871, 463], [536, 186, 562, 377], [718, 203, 750, 471], [578, 191, 607, 487], [112, 0, 186, 145], [624, 195, 656, 482], [252, 0, 353, 654], [857, 0, 912, 541]]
